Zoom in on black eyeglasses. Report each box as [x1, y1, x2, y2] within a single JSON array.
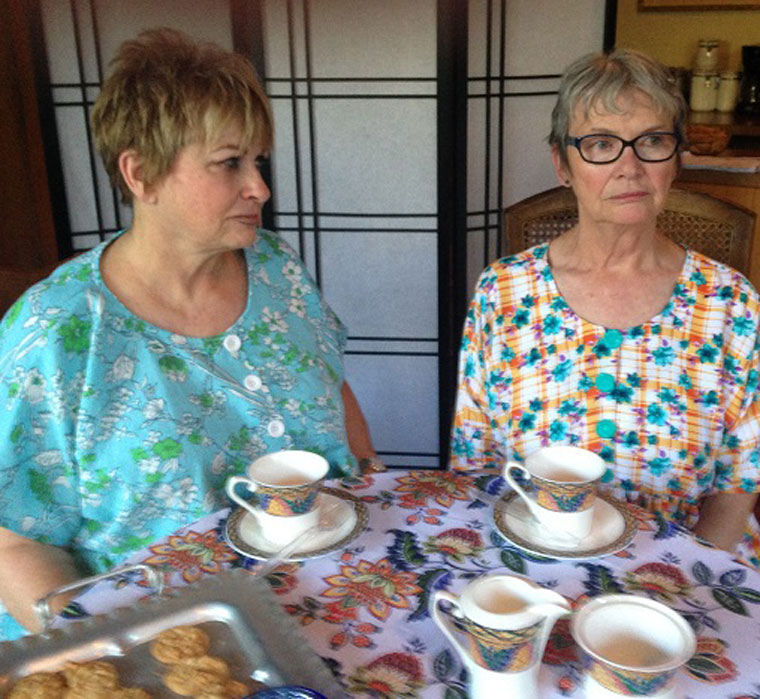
[[564, 132, 680, 164]]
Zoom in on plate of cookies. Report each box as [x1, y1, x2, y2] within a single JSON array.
[[0, 569, 344, 698]]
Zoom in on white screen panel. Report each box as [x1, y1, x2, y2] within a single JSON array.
[[41, 1, 82, 84], [314, 99, 437, 214], [500, 95, 560, 206], [468, 0, 607, 76], [93, 0, 232, 68], [55, 107, 98, 232], [344, 354, 440, 459], [321, 232, 438, 338], [269, 99, 315, 213], [261, 0, 291, 78], [309, 0, 436, 78]]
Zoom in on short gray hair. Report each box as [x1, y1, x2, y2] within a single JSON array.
[[549, 48, 687, 166]]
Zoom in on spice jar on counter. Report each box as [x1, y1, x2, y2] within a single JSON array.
[[716, 71, 740, 112], [690, 70, 719, 111], [694, 39, 720, 72]]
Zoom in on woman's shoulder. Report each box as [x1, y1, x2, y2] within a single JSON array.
[[0, 246, 104, 343], [473, 243, 549, 295], [250, 229, 301, 261], [492, 243, 548, 272], [685, 248, 760, 308]]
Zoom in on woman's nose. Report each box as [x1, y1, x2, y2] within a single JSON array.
[[615, 143, 645, 173], [243, 165, 271, 202]]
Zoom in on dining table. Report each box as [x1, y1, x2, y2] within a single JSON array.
[[53, 468, 760, 698]]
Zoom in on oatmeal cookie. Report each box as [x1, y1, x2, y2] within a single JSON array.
[[162, 655, 230, 696], [62, 661, 120, 691], [195, 678, 252, 698], [114, 689, 153, 698], [149, 625, 211, 664], [62, 690, 113, 699], [7, 672, 66, 698]]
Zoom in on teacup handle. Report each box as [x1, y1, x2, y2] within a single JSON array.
[[503, 462, 544, 521], [226, 475, 260, 516], [430, 590, 471, 662]]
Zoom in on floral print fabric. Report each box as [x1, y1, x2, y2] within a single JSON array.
[[50, 469, 760, 697], [0, 229, 355, 640], [451, 244, 760, 566]]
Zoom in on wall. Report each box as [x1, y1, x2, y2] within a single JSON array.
[[616, 0, 760, 71]]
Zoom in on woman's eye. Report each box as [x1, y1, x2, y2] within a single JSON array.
[[590, 138, 615, 151], [223, 157, 241, 170], [255, 156, 269, 169], [642, 134, 662, 147]]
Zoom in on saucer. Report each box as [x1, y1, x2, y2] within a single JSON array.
[[225, 487, 368, 561], [584, 675, 679, 699], [492, 492, 637, 559]]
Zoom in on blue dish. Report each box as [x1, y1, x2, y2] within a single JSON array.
[[246, 687, 328, 699]]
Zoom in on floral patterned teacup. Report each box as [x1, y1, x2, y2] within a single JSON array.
[[504, 446, 605, 540], [571, 594, 696, 698], [226, 450, 328, 547], [431, 574, 570, 698]]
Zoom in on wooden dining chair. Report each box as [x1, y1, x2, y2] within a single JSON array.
[[503, 185, 756, 277]]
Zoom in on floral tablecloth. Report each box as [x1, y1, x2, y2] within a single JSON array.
[[58, 470, 760, 698]]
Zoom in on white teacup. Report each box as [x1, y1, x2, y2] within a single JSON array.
[[504, 446, 605, 540], [571, 594, 696, 698], [225, 450, 328, 548]]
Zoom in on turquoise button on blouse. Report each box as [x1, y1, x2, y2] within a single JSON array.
[[596, 419, 617, 438], [602, 329, 624, 349], [595, 373, 616, 393]]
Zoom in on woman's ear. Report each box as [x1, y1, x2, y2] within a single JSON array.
[[118, 150, 156, 204], [551, 145, 572, 187]]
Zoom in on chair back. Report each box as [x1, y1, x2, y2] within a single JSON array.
[[504, 186, 755, 276]]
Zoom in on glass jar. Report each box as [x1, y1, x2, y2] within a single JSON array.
[[690, 70, 719, 111], [694, 39, 720, 72], [716, 71, 740, 112]]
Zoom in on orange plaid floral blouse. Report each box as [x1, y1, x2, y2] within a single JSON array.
[[451, 244, 760, 567]]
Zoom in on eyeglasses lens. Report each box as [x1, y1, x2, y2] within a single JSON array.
[[579, 134, 678, 163]]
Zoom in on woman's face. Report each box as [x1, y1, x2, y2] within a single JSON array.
[[147, 121, 271, 253], [553, 89, 678, 230]]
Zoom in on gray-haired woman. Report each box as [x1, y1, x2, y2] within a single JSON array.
[[451, 48, 760, 567]]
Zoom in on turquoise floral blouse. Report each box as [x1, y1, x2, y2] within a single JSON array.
[[0, 230, 355, 640]]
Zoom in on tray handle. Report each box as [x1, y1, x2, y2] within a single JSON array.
[[33, 563, 163, 633]]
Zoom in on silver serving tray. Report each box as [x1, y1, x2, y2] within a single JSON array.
[[0, 568, 345, 698]]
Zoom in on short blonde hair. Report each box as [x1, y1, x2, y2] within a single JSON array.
[[92, 27, 273, 203], [549, 48, 686, 167]]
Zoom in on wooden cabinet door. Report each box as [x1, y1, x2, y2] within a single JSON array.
[[0, 1, 62, 315]]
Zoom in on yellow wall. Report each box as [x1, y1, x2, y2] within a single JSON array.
[[615, 0, 760, 71]]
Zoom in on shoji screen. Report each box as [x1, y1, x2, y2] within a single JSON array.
[[258, 0, 443, 469], [466, 0, 608, 293]]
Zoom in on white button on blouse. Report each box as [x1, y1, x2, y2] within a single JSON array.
[[223, 334, 242, 353], [267, 420, 285, 438], [244, 374, 263, 391]]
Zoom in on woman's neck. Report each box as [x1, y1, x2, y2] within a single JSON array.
[[100, 227, 248, 337], [547, 223, 687, 330], [549, 221, 680, 274]]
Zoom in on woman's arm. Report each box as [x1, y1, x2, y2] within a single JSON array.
[[693, 492, 760, 552], [341, 381, 384, 472], [0, 527, 80, 633]]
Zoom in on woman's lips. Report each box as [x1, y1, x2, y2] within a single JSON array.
[[611, 191, 648, 202], [233, 214, 260, 226]]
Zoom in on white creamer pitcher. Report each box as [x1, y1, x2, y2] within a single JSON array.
[[430, 574, 571, 698]]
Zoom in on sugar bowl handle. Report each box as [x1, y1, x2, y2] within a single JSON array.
[[33, 563, 163, 633]]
